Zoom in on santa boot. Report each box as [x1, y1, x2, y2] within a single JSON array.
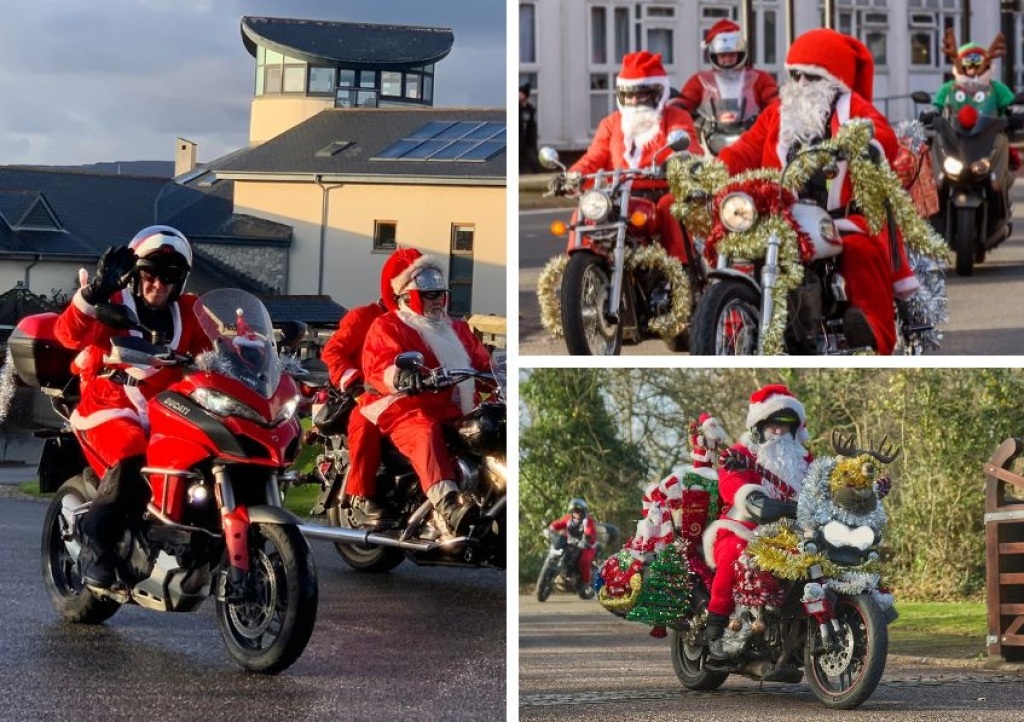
[[427, 480, 481, 535]]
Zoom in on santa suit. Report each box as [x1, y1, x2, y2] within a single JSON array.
[[675, 68, 778, 123], [54, 287, 210, 478], [548, 513, 598, 584], [320, 301, 387, 498], [361, 310, 491, 493], [702, 442, 810, 617], [719, 91, 911, 354], [570, 106, 703, 265]]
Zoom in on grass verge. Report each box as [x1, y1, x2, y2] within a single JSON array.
[[888, 600, 987, 660]]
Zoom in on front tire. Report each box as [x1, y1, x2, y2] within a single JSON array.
[[954, 207, 976, 277], [804, 594, 887, 710], [216, 523, 318, 674], [670, 627, 729, 691], [536, 559, 556, 602], [40, 477, 120, 624], [561, 252, 623, 355], [691, 280, 761, 355]]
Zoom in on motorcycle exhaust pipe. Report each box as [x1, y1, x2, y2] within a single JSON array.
[[297, 524, 470, 552]]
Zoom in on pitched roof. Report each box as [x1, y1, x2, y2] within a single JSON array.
[[260, 295, 346, 327], [214, 108, 506, 183], [240, 16, 453, 69]]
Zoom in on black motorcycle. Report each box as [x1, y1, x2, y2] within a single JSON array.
[[298, 351, 506, 572], [535, 524, 618, 602], [912, 89, 1024, 276]]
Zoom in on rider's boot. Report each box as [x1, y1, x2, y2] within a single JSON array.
[[428, 481, 481, 536], [78, 455, 147, 590], [348, 495, 389, 528], [704, 612, 736, 665], [842, 307, 876, 351]]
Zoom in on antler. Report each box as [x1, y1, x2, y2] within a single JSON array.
[[869, 435, 901, 464], [831, 430, 901, 464], [942, 27, 959, 63], [989, 33, 1007, 61]]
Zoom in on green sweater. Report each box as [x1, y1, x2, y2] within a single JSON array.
[[934, 79, 1015, 115]]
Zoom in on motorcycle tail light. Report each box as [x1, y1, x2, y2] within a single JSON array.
[[550, 219, 567, 236], [629, 211, 648, 228]]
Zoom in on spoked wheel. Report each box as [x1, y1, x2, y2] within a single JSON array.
[[670, 625, 728, 691], [691, 281, 761, 355], [327, 503, 405, 572], [40, 477, 120, 624], [216, 523, 318, 674], [535, 560, 556, 602], [561, 252, 623, 355], [804, 594, 888, 710]]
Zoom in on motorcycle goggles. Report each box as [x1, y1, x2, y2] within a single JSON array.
[[960, 52, 986, 71], [788, 70, 824, 83], [616, 85, 660, 108]]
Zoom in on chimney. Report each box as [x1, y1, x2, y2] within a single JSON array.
[[175, 137, 198, 176]]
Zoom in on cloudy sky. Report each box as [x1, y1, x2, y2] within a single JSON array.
[[0, 0, 507, 166]]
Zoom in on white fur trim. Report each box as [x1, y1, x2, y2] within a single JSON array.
[[893, 275, 920, 300], [702, 519, 755, 569], [687, 466, 719, 481], [391, 254, 444, 295], [383, 364, 399, 393], [360, 394, 395, 425], [339, 368, 359, 391], [70, 407, 141, 431], [616, 74, 670, 110], [728, 484, 763, 522], [72, 288, 98, 317]]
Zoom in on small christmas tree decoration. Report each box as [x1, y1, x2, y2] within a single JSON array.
[[626, 544, 694, 630]]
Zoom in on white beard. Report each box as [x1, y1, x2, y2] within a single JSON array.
[[778, 77, 843, 150], [397, 308, 475, 414], [753, 432, 810, 495], [620, 105, 662, 151]]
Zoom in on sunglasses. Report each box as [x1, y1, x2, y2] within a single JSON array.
[[789, 70, 824, 83], [140, 268, 184, 285], [419, 290, 447, 301], [961, 55, 985, 70]]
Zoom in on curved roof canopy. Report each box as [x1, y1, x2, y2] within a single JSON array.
[[241, 16, 454, 70]]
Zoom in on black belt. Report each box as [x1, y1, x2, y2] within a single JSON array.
[[102, 369, 142, 387]]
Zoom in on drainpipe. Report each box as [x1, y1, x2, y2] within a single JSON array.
[[23, 254, 41, 289], [314, 175, 344, 296]]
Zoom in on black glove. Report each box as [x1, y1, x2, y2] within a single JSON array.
[[1008, 113, 1024, 133], [394, 367, 425, 395], [81, 245, 137, 305], [919, 110, 936, 126], [744, 490, 798, 523]]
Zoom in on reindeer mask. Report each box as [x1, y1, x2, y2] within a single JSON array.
[[941, 28, 1005, 117]]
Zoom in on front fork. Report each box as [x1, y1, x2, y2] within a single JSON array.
[[757, 232, 781, 355], [214, 463, 279, 576], [606, 185, 633, 324]]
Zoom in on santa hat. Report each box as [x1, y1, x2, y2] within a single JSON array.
[[957, 42, 990, 62], [785, 28, 875, 101], [379, 247, 423, 311], [745, 384, 810, 442], [617, 51, 670, 108], [702, 19, 743, 53]]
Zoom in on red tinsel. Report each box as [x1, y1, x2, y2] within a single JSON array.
[[703, 176, 816, 267], [650, 625, 668, 638], [732, 557, 785, 607], [599, 550, 644, 597]]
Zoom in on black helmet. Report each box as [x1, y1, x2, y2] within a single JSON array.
[[568, 497, 588, 515], [753, 409, 801, 443]]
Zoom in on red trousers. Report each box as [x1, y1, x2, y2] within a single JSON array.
[[79, 417, 148, 477], [346, 408, 382, 498], [657, 194, 690, 265], [841, 231, 897, 355], [382, 409, 454, 492], [578, 547, 597, 584], [708, 531, 748, 617]]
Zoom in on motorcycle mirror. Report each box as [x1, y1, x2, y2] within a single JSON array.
[[277, 320, 308, 349], [538, 146, 563, 170], [394, 351, 425, 372], [95, 302, 141, 331], [666, 130, 691, 153], [910, 91, 933, 105]]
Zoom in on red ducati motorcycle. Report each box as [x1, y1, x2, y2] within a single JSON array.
[[9, 289, 318, 674]]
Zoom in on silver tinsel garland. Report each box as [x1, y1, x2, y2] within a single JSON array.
[[897, 250, 947, 354], [797, 457, 888, 534]]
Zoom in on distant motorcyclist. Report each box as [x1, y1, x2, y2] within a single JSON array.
[[548, 498, 598, 597], [671, 19, 778, 134], [558, 50, 703, 266]]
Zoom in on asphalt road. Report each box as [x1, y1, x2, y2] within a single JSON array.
[[519, 595, 1024, 722], [518, 183, 1024, 356], [0, 496, 506, 722]]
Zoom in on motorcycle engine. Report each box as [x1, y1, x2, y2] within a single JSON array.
[[456, 403, 506, 456]]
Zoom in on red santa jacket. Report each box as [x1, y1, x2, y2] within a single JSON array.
[[675, 68, 778, 120], [360, 312, 491, 431], [549, 513, 598, 548], [320, 301, 386, 390], [719, 92, 898, 234], [54, 287, 210, 429], [570, 105, 703, 190]]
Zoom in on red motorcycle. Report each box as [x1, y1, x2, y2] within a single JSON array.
[[9, 289, 318, 674]]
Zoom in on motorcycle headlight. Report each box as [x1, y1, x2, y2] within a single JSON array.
[[578, 190, 612, 222], [942, 156, 963, 177], [190, 388, 265, 424], [719, 192, 757, 232], [274, 395, 300, 424], [970, 158, 991, 176]]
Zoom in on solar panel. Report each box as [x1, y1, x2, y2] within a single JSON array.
[[372, 120, 506, 162]]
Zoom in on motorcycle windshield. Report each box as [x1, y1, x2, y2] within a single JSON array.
[[490, 350, 507, 402], [714, 97, 742, 125], [193, 289, 281, 398]]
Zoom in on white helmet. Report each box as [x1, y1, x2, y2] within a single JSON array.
[[128, 225, 193, 302]]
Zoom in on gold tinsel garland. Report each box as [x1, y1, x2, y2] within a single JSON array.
[[535, 245, 692, 345], [746, 524, 835, 581], [667, 155, 730, 238], [598, 572, 643, 613]]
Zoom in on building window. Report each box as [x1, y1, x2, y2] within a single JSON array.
[[337, 69, 379, 108], [591, 7, 608, 65], [590, 73, 612, 131], [520, 3, 536, 64], [283, 64, 306, 93], [309, 67, 335, 94], [449, 224, 475, 317], [373, 221, 397, 252], [257, 49, 313, 96], [382, 71, 402, 96]]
